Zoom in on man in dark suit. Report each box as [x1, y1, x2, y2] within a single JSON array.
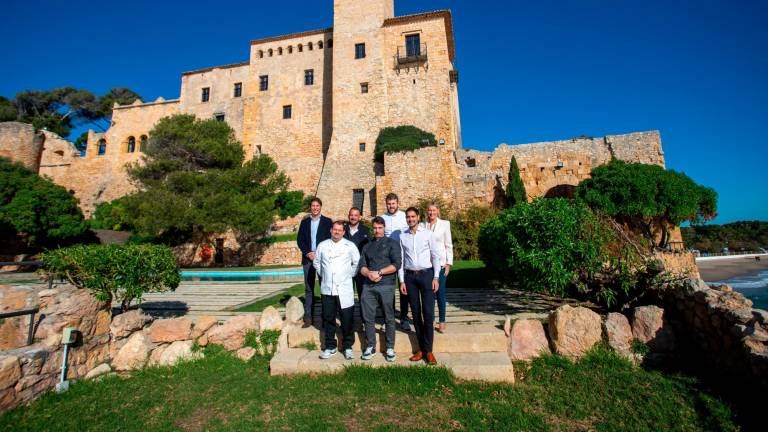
[[297, 197, 332, 327], [343, 207, 370, 301]]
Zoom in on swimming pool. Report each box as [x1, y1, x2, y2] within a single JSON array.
[[180, 269, 303, 282]]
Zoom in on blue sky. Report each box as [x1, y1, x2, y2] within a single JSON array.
[[1, 0, 766, 223]]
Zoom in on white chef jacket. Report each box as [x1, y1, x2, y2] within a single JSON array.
[[313, 237, 360, 309]]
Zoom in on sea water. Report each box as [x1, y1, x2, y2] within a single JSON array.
[[717, 269, 768, 310]]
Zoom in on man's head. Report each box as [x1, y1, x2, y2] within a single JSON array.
[[385, 193, 399, 214], [348, 207, 361, 226], [405, 207, 420, 229], [426, 203, 440, 221], [309, 197, 322, 217], [331, 220, 345, 241], [371, 216, 386, 239]]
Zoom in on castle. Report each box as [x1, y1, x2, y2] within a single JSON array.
[[1, 0, 666, 218]]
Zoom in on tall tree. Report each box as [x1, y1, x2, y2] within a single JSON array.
[[505, 156, 527, 207]]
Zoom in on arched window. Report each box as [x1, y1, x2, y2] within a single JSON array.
[[308, 42, 313, 50], [258, 50, 264, 58], [287, 46, 293, 54], [127, 136, 136, 153], [328, 39, 333, 48], [97, 139, 107, 156], [140, 135, 148, 152], [318, 40, 323, 49], [278, 47, 283, 55], [268, 48, 273, 57], [298, 44, 303, 52]]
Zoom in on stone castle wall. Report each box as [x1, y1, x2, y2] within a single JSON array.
[[0, 122, 43, 172]]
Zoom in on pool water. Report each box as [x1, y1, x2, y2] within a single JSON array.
[[180, 270, 302, 282]]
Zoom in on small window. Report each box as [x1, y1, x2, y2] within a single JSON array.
[[288, 46, 293, 54], [355, 43, 366, 59], [260, 75, 268, 91], [298, 44, 303, 52], [127, 136, 136, 153], [405, 34, 421, 57], [201, 87, 210, 102], [359, 142, 366, 152], [278, 47, 283, 55], [305, 69, 314, 86], [268, 48, 273, 57], [328, 39, 333, 48], [233, 82, 242, 97], [318, 40, 323, 49], [360, 82, 369, 94], [97, 139, 107, 156], [140, 135, 148, 152], [258, 50, 263, 58], [352, 189, 365, 213], [215, 113, 225, 122], [283, 105, 292, 119], [256, 145, 262, 153]]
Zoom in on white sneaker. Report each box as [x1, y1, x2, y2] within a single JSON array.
[[361, 346, 375, 360], [344, 349, 354, 360], [319, 348, 337, 359], [385, 348, 396, 362]]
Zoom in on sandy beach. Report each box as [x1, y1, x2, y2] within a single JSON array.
[[697, 256, 768, 282]]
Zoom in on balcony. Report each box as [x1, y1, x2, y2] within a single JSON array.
[[396, 43, 428, 65]]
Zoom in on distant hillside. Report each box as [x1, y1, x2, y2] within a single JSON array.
[[682, 221, 768, 253]]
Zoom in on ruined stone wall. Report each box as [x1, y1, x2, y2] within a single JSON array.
[[242, 30, 332, 193], [0, 122, 43, 172], [377, 131, 665, 212], [180, 63, 249, 140]]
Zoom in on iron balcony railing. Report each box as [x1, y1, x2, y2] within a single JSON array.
[[396, 43, 428, 65]]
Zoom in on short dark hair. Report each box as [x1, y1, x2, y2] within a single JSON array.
[[349, 206, 361, 214], [309, 197, 323, 206], [372, 216, 386, 226], [405, 206, 419, 216], [385, 193, 399, 202], [332, 220, 345, 228]]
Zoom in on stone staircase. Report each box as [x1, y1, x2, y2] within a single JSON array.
[[270, 323, 515, 383]]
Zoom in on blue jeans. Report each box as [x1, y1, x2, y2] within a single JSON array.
[[437, 267, 447, 323]]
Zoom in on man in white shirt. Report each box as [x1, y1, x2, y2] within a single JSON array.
[[422, 203, 454, 333], [399, 207, 441, 365], [379, 192, 411, 331], [313, 220, 361, 360]]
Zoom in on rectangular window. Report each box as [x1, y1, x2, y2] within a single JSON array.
[[305, 69, 314, 86], [360, 82, 369, 94], [405, 34, 421, 57], [359, 142, 366, 152], [233, 82, 242, 97], [352, 189, 365, 213], [283, 105, 292, 119], [259, 75, 269, 91], [355, 43, 366, 59], [214, 113, 225, 122], [201, 87, 210, 102]]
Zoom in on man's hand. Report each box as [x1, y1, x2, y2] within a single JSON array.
[[400, 283, 407, 295], [307, 252, 316, 261], [443, 264, 451, 277], [431, 278, 439, 293], [368, 271, 381, 283]]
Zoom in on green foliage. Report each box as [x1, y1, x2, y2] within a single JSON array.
[[10, 87, 141, 137], [0, 157, 87, 247], [73, 131, 89, 153], [374, 125, 436, 163], [274, 190, 305, 220], [235, 283, 305, 312], [682, 220, 768, 253], [577, 160, 718, 248], [89, 197, 133, 231], [121, 114, 291, 244], [298, 341, 318, 351], [452, 205, 497, 260], [505, 156, 527, 207], [41, 244, 180, 311], [631, 339, 650, 356], [243, 329, 281, 359]]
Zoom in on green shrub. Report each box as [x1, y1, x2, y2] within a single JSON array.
[[505, 156, 527, 207], [243, 329, 281, 358], [452, 205, 497, 261], [374, 125, 436, 163], [0, 157, 88, 248], [89, 196, 133, 231], [41, 244, 180, 311], [274, 191, 305, 220]]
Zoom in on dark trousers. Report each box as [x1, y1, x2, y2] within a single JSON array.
[[302, 262, 319, 319], [394, 273, 410, 321], [321, 294, 354, 351], [405, 269, 436, 353]]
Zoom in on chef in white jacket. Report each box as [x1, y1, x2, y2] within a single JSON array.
[[313, 220, 361, 360]]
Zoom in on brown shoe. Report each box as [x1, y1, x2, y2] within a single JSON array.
[[426, 352, 437, 365], [409, 351, 424, 362]]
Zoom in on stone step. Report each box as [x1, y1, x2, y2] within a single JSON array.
[[270, 348, 514, 384], [286, 323, 507, 354]]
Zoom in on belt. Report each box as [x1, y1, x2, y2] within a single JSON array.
[[405, 268, 431, 274]]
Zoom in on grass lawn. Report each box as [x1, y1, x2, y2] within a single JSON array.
[[235, 283, 306, 312], [447, 260, 488, 289], [0, 345, 737, 431]]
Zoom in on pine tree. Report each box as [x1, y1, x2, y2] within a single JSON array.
[[505, 156, 527, 207]]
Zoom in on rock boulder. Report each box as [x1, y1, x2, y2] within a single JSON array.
[[149, 317, 192, 343], [508, 319, 550, 361], [259, 306, 283, 331], [548, 305, 602, 358], [207, 314, 259, 350]]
